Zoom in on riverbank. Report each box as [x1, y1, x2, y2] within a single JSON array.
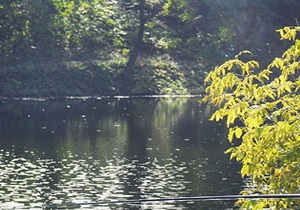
[[0, 94, 202, 102], [1, 1, 294, 98], [0, 57, 206, 98]]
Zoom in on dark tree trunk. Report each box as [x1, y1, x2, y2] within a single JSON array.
[[123, 0, 145, 90]]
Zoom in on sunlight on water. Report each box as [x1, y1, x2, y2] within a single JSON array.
[[0, 149, 193, 209], [0, 98, 242, 209]]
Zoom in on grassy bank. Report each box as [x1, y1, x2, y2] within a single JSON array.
[[0, 56, 206, 97]]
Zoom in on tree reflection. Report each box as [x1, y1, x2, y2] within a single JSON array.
[[0, 98, 242, 209]]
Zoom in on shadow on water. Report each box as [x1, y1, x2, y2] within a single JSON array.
[[0, 97, 243, 209]]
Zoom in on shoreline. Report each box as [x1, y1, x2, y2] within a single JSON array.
[[0, 94, 202, 102]]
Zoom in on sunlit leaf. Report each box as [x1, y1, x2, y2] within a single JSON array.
[[235, 127, 243, 138]]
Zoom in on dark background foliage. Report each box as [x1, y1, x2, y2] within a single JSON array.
[[0, 0, 299, 97]]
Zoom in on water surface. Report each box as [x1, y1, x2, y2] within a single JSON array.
[[0, 97, 243, 209]]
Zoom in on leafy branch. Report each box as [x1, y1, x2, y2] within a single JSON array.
[[202, 26, 300, 209]]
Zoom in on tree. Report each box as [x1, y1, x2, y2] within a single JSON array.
[[202, 27, 300, 209], [52, 0, 124, 56], [123, 0, 146, 85]]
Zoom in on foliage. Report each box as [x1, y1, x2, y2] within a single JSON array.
[[52, 0, 124, 53], [131, 55, 188, 95], [1, 0, 300, 96], [0, 0, 57, 63], [202, 27, 300, 209], [0, 61, 116, 97]]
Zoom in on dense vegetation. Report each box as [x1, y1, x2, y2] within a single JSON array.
[[0, 0, 300, 97], [203, 27, 300, 209]]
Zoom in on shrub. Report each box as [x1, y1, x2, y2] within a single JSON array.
[[202, 26, 300, 209]]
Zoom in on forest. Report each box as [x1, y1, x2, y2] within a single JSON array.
[[0, 0, 300, 97]]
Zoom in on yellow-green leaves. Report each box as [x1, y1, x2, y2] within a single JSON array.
[[235, 127, 243, 138], [202, 26, 300, 209], [276, 26, 300, 41], [228, 126, 243, 142]]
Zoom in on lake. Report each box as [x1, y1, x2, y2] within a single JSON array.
[[0, 97, 243, 209]]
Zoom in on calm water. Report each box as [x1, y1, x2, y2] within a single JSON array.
[[0, 97, 243, 209]]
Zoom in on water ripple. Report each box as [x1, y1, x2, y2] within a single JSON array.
[[0, 150, 191, 209]]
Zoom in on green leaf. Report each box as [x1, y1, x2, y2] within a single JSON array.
[[228, 129, 234, 142], [226, 111, 236, 127], [235, 127, 243, 138]]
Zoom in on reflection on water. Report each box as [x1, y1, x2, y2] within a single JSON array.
[[0, 98, 242, 209]]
